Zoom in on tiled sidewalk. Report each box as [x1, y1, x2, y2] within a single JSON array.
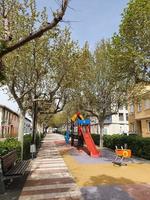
[[19, 133, 83, 200]]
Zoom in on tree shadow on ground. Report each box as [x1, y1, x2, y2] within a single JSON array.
[[81, 174, 135, 186], [60, 147, 80, 156], [80, 184, 134, 200], [0, 173, 28, 200], [79, 174, 135, 200]]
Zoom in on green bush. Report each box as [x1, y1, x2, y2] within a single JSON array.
[[103, 134, 150, 160], [23, 133, 44, 159], [36, 133, 44, 148], [0, 133, 44, 160], [0, 141, 8, 156], [91, 134, 100, 146], [141, 138, 150, 159], [0, 138, 21, 158], [23, 134, 32, 160]]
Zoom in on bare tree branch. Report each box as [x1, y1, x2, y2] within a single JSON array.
[[84, 108, 99, 118], [0, 0, 69, 58]]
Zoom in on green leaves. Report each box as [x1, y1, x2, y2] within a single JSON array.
[[112, 0, 150, 84], [79, 40, 126, 123], [0, 138, 21, 157], [0, 40, 7, 52]]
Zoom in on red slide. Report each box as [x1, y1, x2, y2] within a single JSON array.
[[82, 128, 101, 158]]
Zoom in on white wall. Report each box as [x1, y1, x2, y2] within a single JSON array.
[[106, 123, 129, 135], [90, 106, 129, 135], [24, 118, 32, 134], [0, 107, 2, 124]]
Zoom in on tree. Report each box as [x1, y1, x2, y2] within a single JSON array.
[[3, 25, 81, 157], [3, 37, 49, 158], [36, 27, 83, 135], [48, 112, 67, 128], [0, 0, 69, 80], [111, 0, 150, 84], [81, 40, 127, 148]]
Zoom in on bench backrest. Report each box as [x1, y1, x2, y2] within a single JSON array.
[[0, 150, 17, 174]]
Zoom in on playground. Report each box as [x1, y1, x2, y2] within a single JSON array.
[[59, 112, 150, 200], [56, 137, 150, 200]]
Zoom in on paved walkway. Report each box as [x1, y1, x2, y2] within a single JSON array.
[[19, 133, 83, 200], [18, 133, 150, 200]]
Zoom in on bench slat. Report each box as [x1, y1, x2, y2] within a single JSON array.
[[14, 161, 28, 174], [1, 150, 17, 173], [5, 161, 30, 176]]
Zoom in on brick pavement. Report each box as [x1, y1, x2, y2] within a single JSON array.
[[19, 133, 83, 200]]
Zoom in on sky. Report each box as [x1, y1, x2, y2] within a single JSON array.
[[37, 0, 129, 49], [0, 0, 129, 113]]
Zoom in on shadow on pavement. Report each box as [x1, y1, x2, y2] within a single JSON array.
[[0, 174, 28, 200], [84, 174, 135, 186], [81, 185, 134, 200], [80, 174, 135, 200]]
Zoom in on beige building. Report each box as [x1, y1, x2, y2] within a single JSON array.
[[0, 105, 33, 138], [0, 105, 19, 138], [128, 86, 150, 137]]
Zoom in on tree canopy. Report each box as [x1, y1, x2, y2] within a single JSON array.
[[111, 0, 150, 84], [0, 0, 69, 81]]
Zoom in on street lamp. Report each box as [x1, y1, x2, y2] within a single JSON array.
[[30, 96, 48, 159]]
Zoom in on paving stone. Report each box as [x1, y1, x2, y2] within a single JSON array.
[[18, 133, 83, 200]]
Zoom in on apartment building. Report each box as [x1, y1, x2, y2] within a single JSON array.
[[128, 86, 150, 137], [0, 105, 19, 137], [0, 105, 33, 138], [24, 117, 32, 135], [90, 106, 129, 135]]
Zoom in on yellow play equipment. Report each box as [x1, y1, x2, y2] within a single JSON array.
[[71, 112, 84, 122], [112, 146, 132, 166]]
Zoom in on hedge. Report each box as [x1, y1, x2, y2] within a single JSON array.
[[91, 133, 150, 160], [23, 133, 44, 160], [91, 134, 100, 146], [23, 134, 32, 160], [0, 138, 21, 158], [0, 133, 44, 160]]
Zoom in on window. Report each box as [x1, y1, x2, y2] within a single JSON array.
[[130, 104, 134, 113], [137, 102, 142, 112], [126, 113, 128, 121], [119, 113, 124, 121], [130, 123, 135, 132], [147, 121, 150, 132], [144, 99, 150, 109], [5, 111, 8, 121]]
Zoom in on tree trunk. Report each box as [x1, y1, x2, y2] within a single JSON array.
[[31, 100, 38, 144], [18, 111, 25, 160], [98, 120, 104, 149]]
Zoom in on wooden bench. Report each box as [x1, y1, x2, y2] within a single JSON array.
[[0, 150, 30, 193]]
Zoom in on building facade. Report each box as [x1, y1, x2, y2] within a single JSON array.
[[128, 86, 150, 137], [24, 117, 32, 135], [0, 105, 19, 138], [90, 106, 129, 135], [0, 105, 33, 138]]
